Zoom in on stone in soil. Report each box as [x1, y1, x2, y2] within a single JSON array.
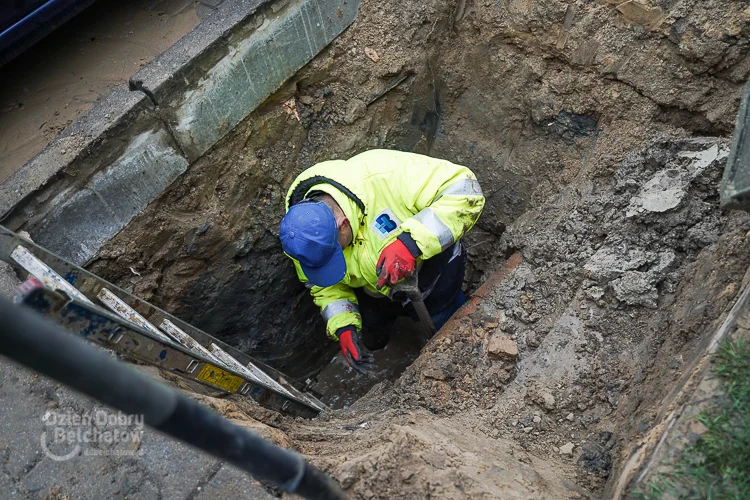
[[559, 443, 575, 456], [488, 334, 518, 361]]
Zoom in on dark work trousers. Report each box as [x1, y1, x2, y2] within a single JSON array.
[[355, 243, 467, 351]]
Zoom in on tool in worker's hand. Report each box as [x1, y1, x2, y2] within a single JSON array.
[[338, 327, 374, 374], [392, 274, 437, 341], [377, 239, 436, 340]]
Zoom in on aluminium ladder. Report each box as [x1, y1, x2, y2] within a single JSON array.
[[0, 226, 327, 418]]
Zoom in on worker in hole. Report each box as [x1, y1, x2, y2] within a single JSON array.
[[279, 150, 485, 373]]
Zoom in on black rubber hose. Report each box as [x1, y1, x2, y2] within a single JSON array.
[[0, 297, 346, 500]]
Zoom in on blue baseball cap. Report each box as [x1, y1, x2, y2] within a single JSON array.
[[280, 201, 346, 287]]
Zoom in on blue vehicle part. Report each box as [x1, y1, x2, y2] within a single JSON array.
[[0, 0, 98, 67]]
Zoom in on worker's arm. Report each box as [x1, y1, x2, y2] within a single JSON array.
[[396, 157, 485, 260], [292, 261, 362, 339], [291, 261, 373, 373]]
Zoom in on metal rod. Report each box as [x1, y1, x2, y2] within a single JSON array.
[[411, 293, 437, 339], [0, 298, 346, 500]]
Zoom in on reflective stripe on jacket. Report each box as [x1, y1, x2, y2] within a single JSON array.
[[284, 149, 485, 339]]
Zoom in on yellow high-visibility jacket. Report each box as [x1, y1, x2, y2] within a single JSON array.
[[284, 149, 485, 340]]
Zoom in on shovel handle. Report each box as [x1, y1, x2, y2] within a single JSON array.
[[392, 275, 437, 339]]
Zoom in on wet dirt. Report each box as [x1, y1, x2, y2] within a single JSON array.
[[312, 318, 425, 409], [82, 0, 750, 497], [0, 0, 199, 183]]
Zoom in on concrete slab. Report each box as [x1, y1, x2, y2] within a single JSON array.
[[195, 463, 276, 499], [0, 358, 53, 480], [0, 471, 25, 499], [166, 0, 360, 160], [32, 128, 189, 264], [138, 431, 220, 498]]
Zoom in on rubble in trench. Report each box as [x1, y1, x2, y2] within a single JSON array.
[[152, 136, 750, 499], [84, 0, 750, 497], [288, 137, 750, 498]]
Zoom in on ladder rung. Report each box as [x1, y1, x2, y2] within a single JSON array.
[[97, 288, 171, 343], [208, 344, 296, 399], [1, 227, 327, 417], [160, 319, 220, 363], [276, 375, 327, 411], [11, 245, 93, 305]]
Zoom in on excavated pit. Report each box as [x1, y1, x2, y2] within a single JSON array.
[[80, 0, 750, 496]]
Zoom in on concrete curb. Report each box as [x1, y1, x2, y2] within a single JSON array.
[[1, 0, 359, 265]]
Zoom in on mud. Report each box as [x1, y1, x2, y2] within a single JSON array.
[[83, 0, 750, 497], [312, 318, 425, 409]]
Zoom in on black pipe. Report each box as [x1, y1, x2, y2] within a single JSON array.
[[0, 297, 346, 500]]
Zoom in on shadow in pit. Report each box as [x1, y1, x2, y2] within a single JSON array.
[[311, 317, 425, 409]]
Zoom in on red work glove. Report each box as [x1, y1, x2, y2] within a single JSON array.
[[376, 239, 417, 289], [338, 327, 374, 374]]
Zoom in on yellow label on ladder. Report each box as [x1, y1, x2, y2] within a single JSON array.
[[196, 363, 245, 392]]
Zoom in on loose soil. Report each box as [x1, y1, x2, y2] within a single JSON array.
[[86, 0, 750, 497]]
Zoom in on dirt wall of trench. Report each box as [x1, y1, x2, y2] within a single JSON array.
[[90, 0, 750, 379], [87, 1, 750, 496]]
